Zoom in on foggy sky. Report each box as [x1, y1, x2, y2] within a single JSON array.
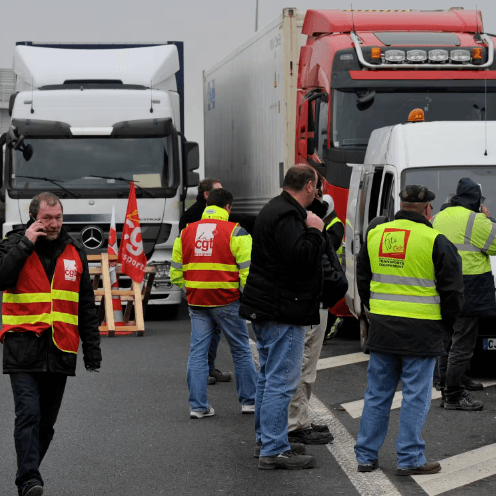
[[2, 0, 496, 172]]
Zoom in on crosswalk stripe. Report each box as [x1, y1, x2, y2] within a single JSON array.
[[342, 380, 496, 419], [317, 352, 370, 370], [412, 443, 496, 495]]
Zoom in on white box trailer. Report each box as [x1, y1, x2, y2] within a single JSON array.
[[203, 8, 306, 227]]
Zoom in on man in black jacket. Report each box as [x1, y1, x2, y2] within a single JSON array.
[[0, 192, 102, 496], [354, 185, 463, 476], [179, 178, 231, 384], [240, 164, 324, 470]]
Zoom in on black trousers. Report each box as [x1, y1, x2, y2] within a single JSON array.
[[10, 372, 67, 491], [438, 316, 479, 402]]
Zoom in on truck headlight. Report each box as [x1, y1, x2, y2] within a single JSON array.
[[385, 50, 405, 62], [429, 50, 449, 62], [450, 50, 471, 62], [150, 262, 171, 280]]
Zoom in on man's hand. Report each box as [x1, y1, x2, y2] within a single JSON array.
[[481, 205, 491, 219], [25, 220, 47, 244], [306, 212, 324, 232]]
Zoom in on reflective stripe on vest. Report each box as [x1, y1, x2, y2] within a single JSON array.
[[368, 219, 441, 320], [327, 216, 344, 257], [433, 207, 493, 275], [0, 245, 82, 353], [181, 219, 241, 307]]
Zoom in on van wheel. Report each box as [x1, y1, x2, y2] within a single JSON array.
[[360, 315, 369, 354]]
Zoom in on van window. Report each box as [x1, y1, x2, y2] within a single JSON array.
[[380, 172, 395, 220]]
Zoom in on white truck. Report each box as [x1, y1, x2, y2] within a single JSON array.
[[1, 42, 200, 315], [345, 119, 496, 351], [203, 8, 305, 231]]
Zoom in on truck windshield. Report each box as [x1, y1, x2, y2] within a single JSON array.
[[11, 137, 174, 191], [402, 167, 496, 213], [333, 90, 496, 148]]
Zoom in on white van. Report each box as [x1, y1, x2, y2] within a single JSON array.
[[345, 120, 496, 350]]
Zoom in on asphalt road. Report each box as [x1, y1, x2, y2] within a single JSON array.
[[1, 305, 496, 495]]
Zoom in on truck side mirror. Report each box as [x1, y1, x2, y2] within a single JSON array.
[[0, 132, 5, 202], [185, 141, 200, 187], [298, 99, 309, 158]]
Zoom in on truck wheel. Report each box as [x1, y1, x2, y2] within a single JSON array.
[[360, 315, 369, 354]]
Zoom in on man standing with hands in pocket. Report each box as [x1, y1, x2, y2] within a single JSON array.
[[0, 192, 102, 496], [240, 164, 325, 470]]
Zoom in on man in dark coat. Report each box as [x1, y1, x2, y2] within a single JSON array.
[[179, 178, 231, 384], [240, 164, 325, 470], [0, 192, 102, 496], [355, 185, 464, 475]]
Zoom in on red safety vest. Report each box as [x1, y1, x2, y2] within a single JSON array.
[[0, 244, 82, 353], [181, 219, 240, 307]]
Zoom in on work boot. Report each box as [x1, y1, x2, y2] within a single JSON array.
[[397, 461, 441, 476], [463, 379, 484, 391], [357, 460, 379, 472], [288, 427, 333, 445], [258, 450, 316, 470], [444, 392, 483, 411], [209, 369, 232, 382], [207, 376, 216, 385], [21, 480, 43, 496], [254, 442, 306, 458], [311, 423, 329, 433]]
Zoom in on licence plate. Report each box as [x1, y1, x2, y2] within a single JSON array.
[[483, 338, 496, 350]]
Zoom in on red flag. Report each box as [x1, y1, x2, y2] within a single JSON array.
[[117, 182, 147, 283]]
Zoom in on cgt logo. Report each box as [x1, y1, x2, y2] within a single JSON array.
[[63, 260, 77, 282], [194, 223, 217, 256]]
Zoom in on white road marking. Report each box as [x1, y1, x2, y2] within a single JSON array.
[[412, 443, 496, 495], [317, 352, 370, 370], [310, 395, 401, 496], [249, 338, 401, 496], [342, 381, 496, 419]]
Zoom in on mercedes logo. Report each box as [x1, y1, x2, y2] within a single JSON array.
[[81, 226, 105, 250]]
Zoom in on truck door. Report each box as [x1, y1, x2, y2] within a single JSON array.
[[345, 164, 383, 317]]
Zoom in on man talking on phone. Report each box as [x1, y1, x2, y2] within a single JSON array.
[[0, 192, 102, 496]]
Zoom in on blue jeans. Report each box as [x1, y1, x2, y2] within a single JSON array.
[[354, 353, 436, 469], [208, 327, 221, 374], [187, 300, 257, 412], [252, 321, 305, 457], [10, 372, 67, 491]]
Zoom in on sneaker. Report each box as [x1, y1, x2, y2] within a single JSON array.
[[397, 461, 441, 476], [254, 442, 306, 458], [463, 379, 484, 391], [357, 460, 379, 472], [258, 450, 316, 470], [190, 406, 215, 419], [288, 427, 334, 445], [444, 392, 483, 411], [208, 376, 216, 385], [311, 423, 329, 433], [241, 404, 255, 414], [22, 480, 43, 496], [209, 369, 232, 382]]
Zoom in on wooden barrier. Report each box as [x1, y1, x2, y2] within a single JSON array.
[[88, 254, 156, 337]]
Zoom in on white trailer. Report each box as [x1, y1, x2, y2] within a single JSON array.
[[203, 8, 305, 228], [345, 120, 496, 349], [1, 43, 200, 314]]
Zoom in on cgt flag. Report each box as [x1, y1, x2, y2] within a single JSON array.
[[117, 182, 147, 283]]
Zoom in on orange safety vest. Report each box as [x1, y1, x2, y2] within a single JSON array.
[[181, 218, 240, 307], [0, 244, 82, 353]]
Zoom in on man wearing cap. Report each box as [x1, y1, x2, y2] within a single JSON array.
[[354, 184, 463, 476], [433, 178, 496, 411]]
